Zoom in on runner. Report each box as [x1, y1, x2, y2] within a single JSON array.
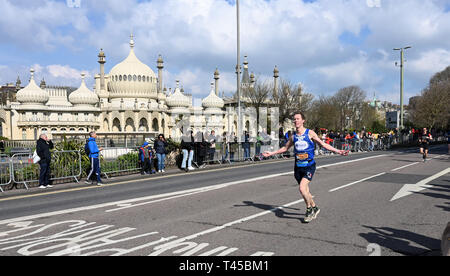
[[418, 128, 432, 162], [263, 112, 349, 223]]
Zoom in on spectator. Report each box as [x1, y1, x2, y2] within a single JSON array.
[[243, 131, 251, 161], [207, 130, 217, 164], [139, 142, 151, 175], [0, 139, 5, 153], [36, 134, 54, 189], [222, 132, 229, 163], [255, 132, 263, 160], [197, 132, 208, 168], [181, 130, 195, 172], [154, 134, 168, 173], [86, 131, 104, 186]]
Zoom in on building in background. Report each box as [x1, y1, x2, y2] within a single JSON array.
[[0, 36, 279, 143]]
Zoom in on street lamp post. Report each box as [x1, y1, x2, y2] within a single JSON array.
[[394, 46, 411, 130], [236, 0, 242, 143]]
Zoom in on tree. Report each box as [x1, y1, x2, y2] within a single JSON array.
[[272, 79, 314, 126], [308, 95, 340, 130], [242, 79, 271, 133], [332, 86, 367, 130], [412, 81, 450, 129], [429, 66, 450, 86]]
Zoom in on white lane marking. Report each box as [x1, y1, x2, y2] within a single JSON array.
[[153, 199, 305, 251], [329, 172, 387, 193], [0, 154, 387, 225], [391, 162, 419, 172], [390, 167, 450, 202]]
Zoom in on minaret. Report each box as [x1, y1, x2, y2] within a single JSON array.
[[157, 54, 164, 94], [214, 68, 220, 96], [250, 72, 255, 88], [40, 78, 46, 89], [242, 56, 250, 88], [15, 76, 21, 91], [273, 65, 279, 96], [98, 48, 106, 91]]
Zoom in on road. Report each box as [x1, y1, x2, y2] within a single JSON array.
[[0, 146, 448, 257]]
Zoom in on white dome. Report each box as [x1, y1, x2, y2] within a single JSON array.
[[69, 73, 99, 106], [202, 84, 224, 109], [166, 81, 191, 108], [16, 69, 49, 105], [108, 36, 157, 99]]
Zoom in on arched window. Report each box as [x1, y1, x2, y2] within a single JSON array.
[[133, 75, 137, 81], [152, 118, 159, 132]]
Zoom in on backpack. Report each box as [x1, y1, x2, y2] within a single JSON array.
[[84, 142, 90, 156]]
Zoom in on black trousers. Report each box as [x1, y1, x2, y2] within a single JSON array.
[[142, 159, 153, 174], [39, 161, 51, 186]]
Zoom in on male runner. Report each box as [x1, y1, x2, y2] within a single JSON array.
[[263, 112, 348, 223], [419, 128, 432, 162]]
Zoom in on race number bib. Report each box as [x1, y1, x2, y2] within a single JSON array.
[[296, 153, 309, 161]]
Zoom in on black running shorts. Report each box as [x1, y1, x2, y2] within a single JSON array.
[[294, 163, 316, 183], [420, 143, 429, 150]]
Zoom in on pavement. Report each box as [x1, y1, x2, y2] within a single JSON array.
[[0, 145, 448, 257]]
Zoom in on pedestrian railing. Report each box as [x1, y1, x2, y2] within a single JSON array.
[[11, 150, 82, 190], [100, 150, 140, 178], [0, 134, 447, 193], [0, 154, 12, 193]]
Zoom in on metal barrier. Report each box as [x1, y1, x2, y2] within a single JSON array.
[[101, 150, 140, 178], [0, 154, 12, 192], [11, 151, 82, 190], [1, 134, 447, 193]]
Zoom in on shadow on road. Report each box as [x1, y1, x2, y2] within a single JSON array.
[[234, 201, 301, 220], [359, 225, 441, 256]]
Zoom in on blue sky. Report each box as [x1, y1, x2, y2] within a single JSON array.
[[1, 0, 450, 106]]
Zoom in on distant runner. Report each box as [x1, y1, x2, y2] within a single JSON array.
[[263, 112, 349, 223], [418, 128, 432, 162]]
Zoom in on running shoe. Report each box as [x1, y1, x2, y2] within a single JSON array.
[[304, 207, 314, 223], [312, 206, 321, 220]]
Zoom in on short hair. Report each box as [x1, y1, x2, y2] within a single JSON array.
[[294, 111, 306, 120], [89, 131, 96, 137]]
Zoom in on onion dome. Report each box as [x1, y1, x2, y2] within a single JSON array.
[[108, 35, 157, 99], [166, 81, 191, 108], [16, 69, 49, 105], [69, 73, 99, 106], [202, 83, 224, 109]]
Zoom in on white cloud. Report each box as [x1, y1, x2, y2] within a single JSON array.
[[2, 0, 450, 105], [408, 49, 450, 74]]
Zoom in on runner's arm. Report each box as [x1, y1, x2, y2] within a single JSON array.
[[309, 130, 348, 156], [262, 136, 293, 157]]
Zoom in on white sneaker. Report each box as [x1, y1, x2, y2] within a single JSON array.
[[39, 186, 47, 189], [47, 185, 53, 188], [162, 170, 165, 173], [188, 167, 195, 171]]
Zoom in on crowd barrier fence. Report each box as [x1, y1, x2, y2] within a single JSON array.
[[1, 134, 447, 192]]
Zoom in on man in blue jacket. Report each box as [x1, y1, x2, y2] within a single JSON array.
[[86, 131, 104, 186]]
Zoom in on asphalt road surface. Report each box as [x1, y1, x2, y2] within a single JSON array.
[[0, 146, 448, 256]]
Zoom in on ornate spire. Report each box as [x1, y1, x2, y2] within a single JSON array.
[[214, 68, 220, 79], [157, 54, 164, 69], [98, 48, 106, 64], [130, 33, 135, 49]]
